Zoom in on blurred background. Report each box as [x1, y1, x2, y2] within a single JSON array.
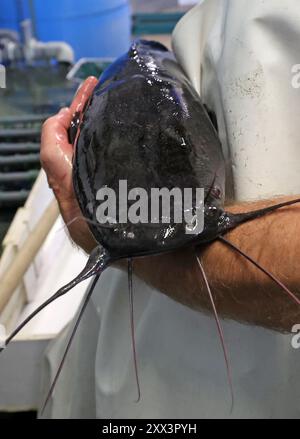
[[0, 0, 198, 419], [0, 0, 198, 239]]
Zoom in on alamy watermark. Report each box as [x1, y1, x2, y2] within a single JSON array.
[[291, 324, 300, 349], [0, 324, 6, 349], [0, 64, 6, 89], [94, 180, 205, 235], [291, 64, 300, 89]]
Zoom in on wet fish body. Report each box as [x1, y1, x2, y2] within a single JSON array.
[[73, 40, 226, 256]]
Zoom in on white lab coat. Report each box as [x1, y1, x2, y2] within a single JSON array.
[[41, 0, 300, 419]]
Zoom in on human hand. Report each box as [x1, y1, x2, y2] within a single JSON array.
[[41, 76, 98, 253]]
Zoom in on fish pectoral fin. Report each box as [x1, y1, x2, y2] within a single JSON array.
[[1, 245, 111, 351]]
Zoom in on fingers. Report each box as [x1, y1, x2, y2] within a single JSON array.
[[41, 76, 98, 151], [40, 76, 98, 189], [40, 106, 77, 181], [70, 76, 98, 116], [39, 76, 99, 253], [56, 106, 73, 130], [41, 108, 71, 155]]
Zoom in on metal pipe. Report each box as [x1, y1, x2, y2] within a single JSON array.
[[0, 114, 50, 124], [0, 128, 41, 139], [0, 153, 40, 166], [0, 143, 40, 154], [0, 189, 29, 206], [0, 170, 39, 183]]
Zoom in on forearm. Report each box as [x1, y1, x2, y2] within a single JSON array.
[[129, 196, 300, 332]]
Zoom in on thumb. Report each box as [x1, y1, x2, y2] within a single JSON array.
[[70, 76, 98, 116]]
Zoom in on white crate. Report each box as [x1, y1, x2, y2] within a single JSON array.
[[0, 171, 89, 411]]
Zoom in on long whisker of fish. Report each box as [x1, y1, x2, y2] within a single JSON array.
[[195, 252, 234, 412], [218, 236, 300, 306], [57, 215, 115, 234], [41, 274, 101, 416], [127, 258, 141, 403]]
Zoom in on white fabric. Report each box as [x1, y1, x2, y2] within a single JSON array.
[[42, 0, 300, 419], [173, 0, 300, 201]]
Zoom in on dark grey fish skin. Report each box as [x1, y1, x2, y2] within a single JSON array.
[[72, 39, 226, 257]]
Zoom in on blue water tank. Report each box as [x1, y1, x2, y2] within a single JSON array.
[[0, 0, 30, 33], [0, 0, 131, 59], [33, 0, 131, 59]]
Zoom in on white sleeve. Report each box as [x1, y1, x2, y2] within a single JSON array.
[[172, 0, 300, 202]]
